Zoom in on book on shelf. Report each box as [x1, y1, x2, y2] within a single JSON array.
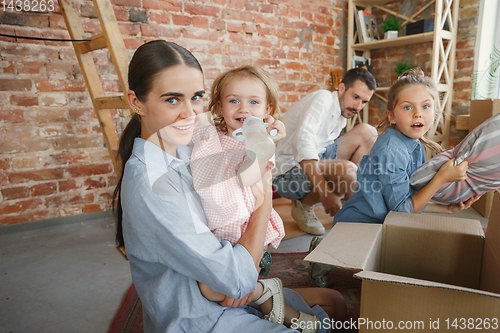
[[355, 10, 380, 43]]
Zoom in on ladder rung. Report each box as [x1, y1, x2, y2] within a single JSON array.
[[76, 33, 108, 54], [95, 96, 129, 110]]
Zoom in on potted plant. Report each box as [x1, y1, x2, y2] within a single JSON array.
[[382, 17, 401, 39], [395, 61, 414, 77]]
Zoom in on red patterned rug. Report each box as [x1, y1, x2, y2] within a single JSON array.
[[108, 252, 361, 333]]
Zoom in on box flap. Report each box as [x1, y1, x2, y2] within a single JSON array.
[[355, 270, 500, 299], [304, 222, 382, 271], [381, 212, 484, 289], [480, 190, 500, 293]]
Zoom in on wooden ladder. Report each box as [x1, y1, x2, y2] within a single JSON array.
[[58, 0, 132, 176]]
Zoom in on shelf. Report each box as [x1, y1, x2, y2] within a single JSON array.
[[376, 87, 389, 93], [353, 0, 397, 5], [350, 32, 434, 51]]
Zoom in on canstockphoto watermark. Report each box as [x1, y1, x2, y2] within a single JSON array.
[[291, 317, 427, 331]]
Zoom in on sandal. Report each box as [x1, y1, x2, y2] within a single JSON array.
[[254, 278, 285, 325], [296, 312, 321, 333]]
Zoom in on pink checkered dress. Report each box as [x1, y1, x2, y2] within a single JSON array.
[[191, 125, 284, 249]]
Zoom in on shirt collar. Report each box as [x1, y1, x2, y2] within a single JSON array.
[[386, 128, 421, 153], [132, 137, 193, 187]]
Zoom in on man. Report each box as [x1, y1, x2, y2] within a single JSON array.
[[273, 68, 377, 235]]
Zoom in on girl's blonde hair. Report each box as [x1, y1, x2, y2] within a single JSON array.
[[209, 65, 280, 134], [377, 68, 445, 154]]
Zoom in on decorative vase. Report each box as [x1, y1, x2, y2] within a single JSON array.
[[384, 30, 398, 39]]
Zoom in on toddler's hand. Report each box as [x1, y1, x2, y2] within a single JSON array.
[[267, 115, 286, 143], [436, 158, 468, 184]]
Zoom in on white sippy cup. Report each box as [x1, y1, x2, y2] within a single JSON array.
[[232, 116, 278, 162]]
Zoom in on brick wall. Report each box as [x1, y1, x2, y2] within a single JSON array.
[[0, 0, 347, 226], [0, 0, 479, 227]]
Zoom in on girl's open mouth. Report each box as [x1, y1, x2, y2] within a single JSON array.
[[236, 117, 247, 123], [411, 123, 424, 128]]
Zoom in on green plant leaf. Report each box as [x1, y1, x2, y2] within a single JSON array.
[[473, 44, 500, 100]]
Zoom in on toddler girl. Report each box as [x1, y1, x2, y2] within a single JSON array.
[[334, 68, 478, 224], [191, 66, 335, 331]]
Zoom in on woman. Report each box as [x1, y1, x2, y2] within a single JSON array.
[[113, 40, 346, 333]]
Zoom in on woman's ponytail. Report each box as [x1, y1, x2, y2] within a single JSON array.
[[113, 113, 141, 248]]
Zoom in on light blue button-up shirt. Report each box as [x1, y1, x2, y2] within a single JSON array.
[[334, 128, 426, 224], [121, 138, 277, 332]]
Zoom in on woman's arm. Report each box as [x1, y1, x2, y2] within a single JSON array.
[[236, 169, 273, 269]]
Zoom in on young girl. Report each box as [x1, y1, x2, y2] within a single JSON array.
[[333, 68, 479, 224], [191, 65, 345, 331]]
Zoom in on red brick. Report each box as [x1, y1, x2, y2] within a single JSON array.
[[182, 29, 219, 41], [67, 163, 113, 177], [141, 25, 181, 38], [111, 0, 141, 7], [186, 4, 220, 17], [192, 16, 209, 29], [229, 0, 244, 9], [31, 182, 57, 197], [11, 155, 42, 169], [172, 15, 192, 26], [18, 60, 45, 74], [245, 2, 259, 11], [0, 12, 49, 28], [0, 159, 10, 170], [118, 22, 141, 36], [457, 59, 474, 70], [83, 204, 102, 213], [9, 168, 64, 184], [0, 110, 24, 122], [59, 179, 79, 192], [261, 4, 275, 14], [454, 81, 472, 90], [0, 79, 32, 91], [0, 213, 30, 225], [223, 9, 253, 22], [2, 186, 30, 200], [227, 21, 243, 32], [84, 177, 107, 189], [34, 79, 86, 92], [210, 18, 226, 30], [255, 59, 280, 70], [0, 61, 15, 73], [23, 107, 67, 122], [124, 38, 144, 50], [143, 0, 182, 11], [150, 12, 171, 25], [10, 95, 38, 106], [51, 135, 103, 150], [0, 199, 43, 215]]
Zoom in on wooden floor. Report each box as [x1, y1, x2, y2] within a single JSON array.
[[273, 197, 333, 240]]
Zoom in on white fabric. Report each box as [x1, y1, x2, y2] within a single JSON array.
[[274, 90, 347, 176]]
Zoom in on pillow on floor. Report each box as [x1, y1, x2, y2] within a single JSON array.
[[409, 113, 500, 203]]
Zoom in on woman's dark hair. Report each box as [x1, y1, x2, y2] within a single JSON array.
[[113, 40, 203, 248]]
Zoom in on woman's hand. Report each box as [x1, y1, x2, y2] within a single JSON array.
[[267, 115, 286, 143], [448, 195, 482, 214], [435, 159, 469, 184], [220, 290, 255, 307]]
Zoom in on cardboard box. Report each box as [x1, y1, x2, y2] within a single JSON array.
[[470, 99, 500, 217], [305, 191, 500, 332]]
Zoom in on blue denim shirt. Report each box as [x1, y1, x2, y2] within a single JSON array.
[[334, 128, 426, 224], [121, 138, 262, 332]]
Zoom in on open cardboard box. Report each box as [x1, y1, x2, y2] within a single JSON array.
[[305, 191, 500, 332]]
